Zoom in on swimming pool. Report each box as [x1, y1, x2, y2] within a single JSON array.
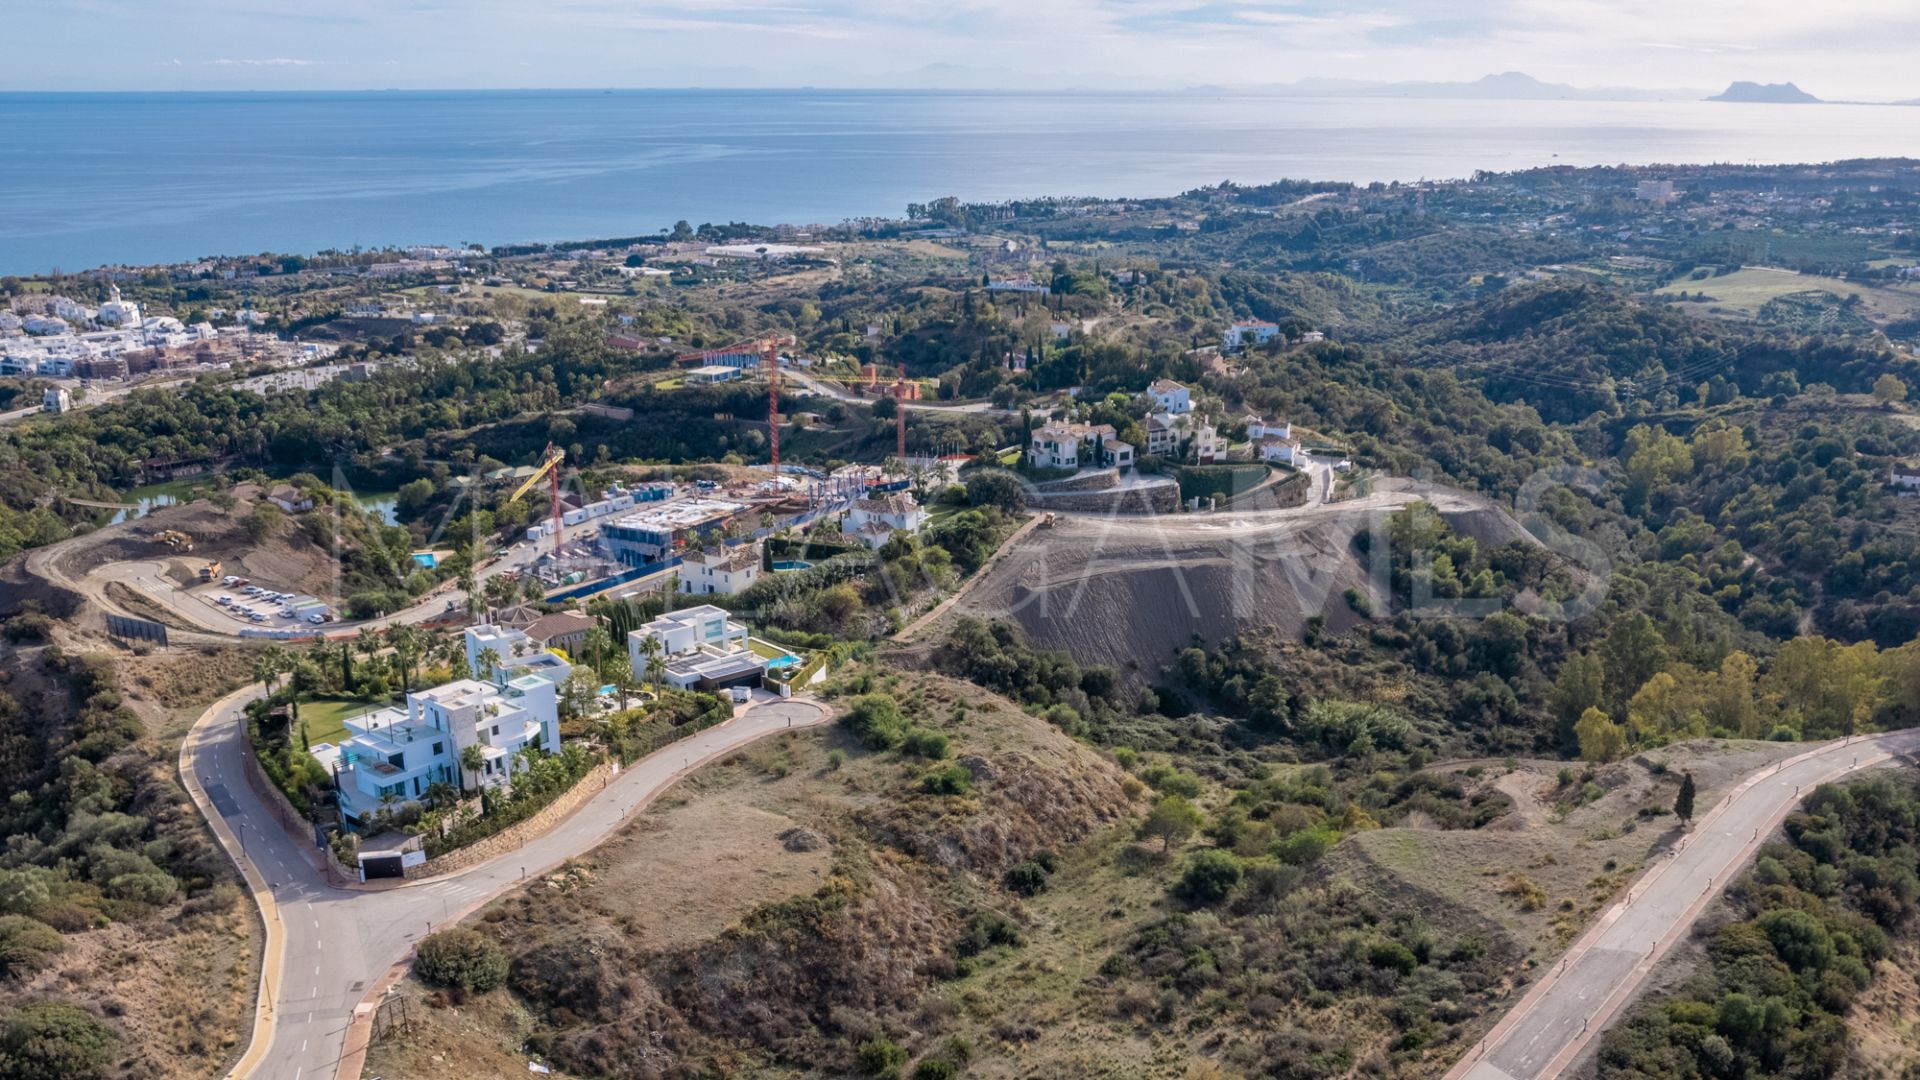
[[410, 551, 438, 569], [765, 655, 801, 670], [770, 560, 812, 572]]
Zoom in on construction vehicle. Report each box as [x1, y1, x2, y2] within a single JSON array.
[[156, 530, 194, 552], [198, 560, 222, 582], [1039, 513, 1057, 528]]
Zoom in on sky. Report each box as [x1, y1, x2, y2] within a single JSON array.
[[7, 0, 1920, 100]]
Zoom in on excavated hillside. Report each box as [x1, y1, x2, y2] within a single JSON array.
[[949, 477, 1539, 678]]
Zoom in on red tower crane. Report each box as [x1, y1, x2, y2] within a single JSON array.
[[765, 339, 781, 478], [893, 379, 907, 460]]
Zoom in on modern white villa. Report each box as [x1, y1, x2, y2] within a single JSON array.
[[313, 625, 568, 828], [626, 604, 770, 692]]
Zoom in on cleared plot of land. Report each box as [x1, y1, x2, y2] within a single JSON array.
[[948, 477, 1534, 678], [1657, 266, 1920, 323]]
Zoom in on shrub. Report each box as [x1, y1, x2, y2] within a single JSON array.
[[1368, 939, 1419, 975], [0, 917, 64, 978], [843, 694, 908, 750], [1273, 826, 1338, 866], [1174, 850, 1243, 906], [856, 1037, 909, 1077], [414, 928, 508, 993], [955, 911, 1023, 958], [912, 1059, 958, 1080], [901, 729, 951, 760], [827, 749, 846, 771], [0, 1002, 115, 1080], [1140, 764, 1202, 798], [1002, 861, 1051, 897], [921, 765, 973, 796]]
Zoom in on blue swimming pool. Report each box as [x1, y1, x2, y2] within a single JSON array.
[[771, 560, 812, 572], [410, 551, 438, 568], [765, 655, 801, 670]]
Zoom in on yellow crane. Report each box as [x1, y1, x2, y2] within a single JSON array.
[[509, 444, 566, 552]]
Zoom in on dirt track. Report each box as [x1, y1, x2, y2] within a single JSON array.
[[946, 476, 1540, 677]]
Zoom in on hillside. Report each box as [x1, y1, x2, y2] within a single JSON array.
[[363, 670, 1138, 1079], [945, 479, 1538, 680]]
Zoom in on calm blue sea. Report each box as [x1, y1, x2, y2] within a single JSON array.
[[2, 89, 1919, 274]]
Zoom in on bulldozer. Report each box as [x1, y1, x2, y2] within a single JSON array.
[[156, 530, 194, 552]]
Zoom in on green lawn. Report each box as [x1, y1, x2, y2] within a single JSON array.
[[298, 694, 389, 748], [748, 638, 794, 661]]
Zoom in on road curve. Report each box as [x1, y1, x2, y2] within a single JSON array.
[[1445, 728, 1920, 1080], [180, 686, 834, 1080]]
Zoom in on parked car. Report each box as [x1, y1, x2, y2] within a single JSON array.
[[306, 613, 325, 624], [216, 595, 233, 605]]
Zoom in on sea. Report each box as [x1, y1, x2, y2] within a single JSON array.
[[3, 89, 1920, 275]]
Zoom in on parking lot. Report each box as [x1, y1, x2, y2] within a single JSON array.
[[192, 574, 334, 630]]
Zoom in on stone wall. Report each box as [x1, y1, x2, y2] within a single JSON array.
[[1028, 479, 1179, 515], [403, 760, 615, 880], [1031, 468, 1119, 493]]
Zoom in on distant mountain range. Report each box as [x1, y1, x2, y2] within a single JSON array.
[[1708, 81, 1822, 104], [1193, 72, 1710, 101]]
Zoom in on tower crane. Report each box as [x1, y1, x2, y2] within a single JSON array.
[[509, 443, 566, 554]]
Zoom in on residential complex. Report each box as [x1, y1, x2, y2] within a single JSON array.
[[600, 497, 745, 566], [313, 625, 567, 827]]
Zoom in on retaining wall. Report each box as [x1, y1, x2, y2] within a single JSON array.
[[404, 760, 615, 879]]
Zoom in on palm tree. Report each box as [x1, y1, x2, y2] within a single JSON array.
[[460, 566, 483, 617], [582, 625, 612, 680], [635, 635, 664, 689], [605, 650, 634, 712], [645, 652, 667, 690], [475, 646, 502, 686], [388, 625, 422, 694], [458, 744, 486, 794], [253, 648, 285, 695]]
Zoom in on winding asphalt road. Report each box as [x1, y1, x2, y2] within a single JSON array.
[[1445, 728, 1920, 1080], [181, 686, 832, 1080]]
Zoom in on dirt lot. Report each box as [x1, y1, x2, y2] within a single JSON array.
[[948, 477, 1535, 677], [19, 487, 344, 636], [1346, 739, 1807, 972]]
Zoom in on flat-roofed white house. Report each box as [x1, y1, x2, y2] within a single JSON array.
[[843, 493, 928, 550], [627, 604, 768, 692], [680, 543, 762, 595], [465, 623, 576, 687], [1223, 320, 1280, 351], [1893, 463, 1920, 493], [1148, 379, 1192, 415], [314, 625, 566, 827]]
